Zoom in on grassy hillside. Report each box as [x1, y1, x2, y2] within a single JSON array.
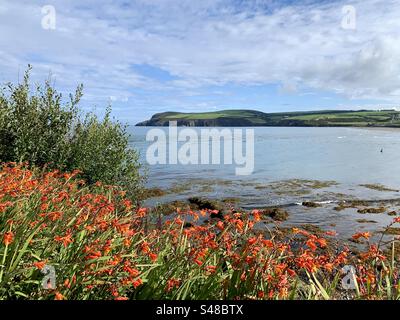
[[136, 109, 400, 127]]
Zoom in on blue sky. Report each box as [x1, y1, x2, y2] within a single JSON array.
[[1, 0, 400, 124]]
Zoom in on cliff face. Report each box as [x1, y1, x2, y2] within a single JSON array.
[[135, 115, 320, 127], [135, 110, 271, 127], [136, 117, 258, 127]]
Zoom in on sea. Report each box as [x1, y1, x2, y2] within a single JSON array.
[[129, 126, 400, 241]]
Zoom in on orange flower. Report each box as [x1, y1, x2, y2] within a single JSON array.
[[141, 241, 150, 254], [132, 278, 143, 288], [166, 278, 181, 292], [216, 221, 224, 231], [54, 230, 73, 247], [194, 259, 203, 266], [137, 208, 147, 217], [205, 265, 217, 274], [287, 269, 296, 277], [292, 228, 309, 236], [393, 217, 400, 224], [175, 218, 184, 226], [64, 278, 71, 289], [3, 231, 14, 246], [262, 239, 274, 248], [124, 238, 131, 247], [47, 211, 63, 221], [0, 201, 13, 213], [367, 272, 376, 284], [55, 292, 64, 300], [33, 261, 46, 270], [87, 250, 102, 260], [306, 239, 317, 251], [123, 265, 140, 277], [149, 253, 158, 262], [325, 230, 337, 236], [324, 263, 334, 272], [210, 209, 219, 216], [352, 232, 370, 240], [316, 238, 327, 248], [235, 219, 244, 233], [123, 199, 132, 211], [252, 210, 262, 222]]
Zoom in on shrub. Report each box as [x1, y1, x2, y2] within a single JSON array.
[[0, 66, 142, 201], [69, 109, 142, 199]]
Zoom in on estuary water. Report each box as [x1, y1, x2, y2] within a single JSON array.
[[129, 126, 400, 241]]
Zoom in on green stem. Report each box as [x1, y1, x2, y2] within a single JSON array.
[[0, 244, 9, 283]]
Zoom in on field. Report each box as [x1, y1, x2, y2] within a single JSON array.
[[136, 109, 400, 127]]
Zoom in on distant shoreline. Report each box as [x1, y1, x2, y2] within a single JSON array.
[[355, 126, 400, 132], [135, 125, 400, 129], [136, 109, 400, 127]]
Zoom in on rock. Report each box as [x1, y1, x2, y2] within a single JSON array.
[[154, 200, 193, 215], [262, 208, 289, 221], [356, 219, 378, 224], [140, 187, 166, 200], [222, 197, 240, 204], [349, 237, 366, 244], [188, 197, 225, 218], [381, 227, 400, 235], [188, 197, 219, 210], [334, 200, 369, 211], [357, 207, 386, 214], [388, 211, 397, 216], [183, 222, 194, 228], [302, 201, 321, 208], [300, 224, 324, 235]]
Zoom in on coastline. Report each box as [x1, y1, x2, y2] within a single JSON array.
[[354, 126, 400, 132]]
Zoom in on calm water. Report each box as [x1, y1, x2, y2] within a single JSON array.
[[129, 126, 400, 241], [130, 126, 400, 189]]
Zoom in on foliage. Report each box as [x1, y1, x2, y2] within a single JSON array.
[[0, 164, 399, 300], [0, 66, 142, 200]]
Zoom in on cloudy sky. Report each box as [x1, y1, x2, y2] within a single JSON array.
[[1, 0, 400, 123]]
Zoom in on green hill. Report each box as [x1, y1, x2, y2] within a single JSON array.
[[136, 109, 400, 127]]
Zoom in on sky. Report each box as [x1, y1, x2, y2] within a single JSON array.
[[1, 0, 400, 124]]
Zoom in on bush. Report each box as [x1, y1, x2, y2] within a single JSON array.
[[0, 66, 142, 201]]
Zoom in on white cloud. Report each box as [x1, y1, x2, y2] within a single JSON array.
[[0, 0, 400, 113]]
